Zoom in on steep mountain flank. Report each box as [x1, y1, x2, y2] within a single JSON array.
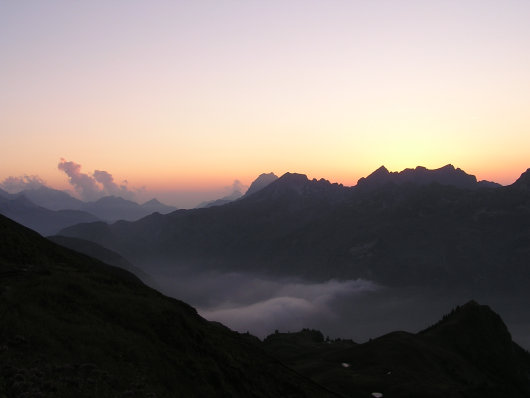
[[0, 214, 337, 398]]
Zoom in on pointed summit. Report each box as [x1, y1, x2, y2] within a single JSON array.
[[143, 198, 162, 206], [356, 165, 391, 188], [244, 172, 279, 197], [240, 172, 348, 204], [373, 165, 390, 174]]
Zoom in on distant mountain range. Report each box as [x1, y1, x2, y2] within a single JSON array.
[[0, 186, 178, 233], [80, 195, 177, 222], [0, 195, 100, 236], [16, 186, 85, 210], [59, 165, 530, 292]]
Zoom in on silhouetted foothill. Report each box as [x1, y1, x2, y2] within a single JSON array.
[[264, 301, 530, 398]]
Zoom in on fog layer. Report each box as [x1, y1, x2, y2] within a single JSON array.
[[150, 267, 530, 349]]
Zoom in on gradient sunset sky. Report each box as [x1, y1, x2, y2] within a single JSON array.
[[1, 1, 529, 207]]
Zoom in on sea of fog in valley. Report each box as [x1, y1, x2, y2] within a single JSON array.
[[145, 265, 530, 350]]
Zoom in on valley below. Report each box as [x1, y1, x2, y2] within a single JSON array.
[[148, 266, 530, 350]]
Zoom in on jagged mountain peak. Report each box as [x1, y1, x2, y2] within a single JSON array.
[[254, 173, 310, 197], [357, 164, 481, 189], [238, 172, 347, 205], [372, 165, 390, 174], [144, 198, 162, 205], [244, 172, 279, 197]]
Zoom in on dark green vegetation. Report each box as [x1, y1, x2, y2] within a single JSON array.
[[0, 214, 337, 397], [264, 302, 530, 398], [60, 166, 530, 292]]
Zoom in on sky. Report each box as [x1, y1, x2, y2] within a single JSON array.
[[1, 1, 530, 207]]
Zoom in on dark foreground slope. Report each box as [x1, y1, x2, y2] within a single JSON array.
[[0, 215, 337, 398], [264, 302, 530, 398], [47, 235, 154, 285]]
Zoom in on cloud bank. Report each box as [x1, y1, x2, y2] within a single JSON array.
[[0, 175, 47, 193], [58, 158, 135, 201], [180, 275, 379, 338]]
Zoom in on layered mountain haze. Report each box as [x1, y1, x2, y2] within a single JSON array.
[[55, 164, 530, 349], [4, 1, 530, 394], [16, 186, 84, 211], [0, 195, 100, 236], [80, 195, 177, 222], [0, 185, 177, 231], [59, 165, 529, 289], [1, 164, 530, 396]]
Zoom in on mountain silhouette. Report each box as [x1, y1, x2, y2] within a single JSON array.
[[59, 166, 530, 292], [264, 301, 530, 398], [0, 214, 337, 397], [81, 195, 177, 222], [244, 172, 279, 197], [357, 164, 500, 190], [197, 172, 279, 208], [5, 187, 177, 222], [140, 198, 177, 214], [17, 186, 84, 210], [0, 195, 100, 236]]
